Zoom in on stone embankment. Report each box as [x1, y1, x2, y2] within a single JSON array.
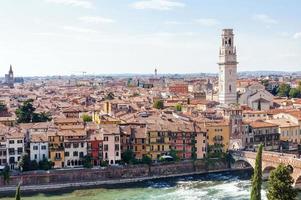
[[0, 159, 243, 194]]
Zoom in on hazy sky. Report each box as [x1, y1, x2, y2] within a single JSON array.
[[0, 0, 300, 76]]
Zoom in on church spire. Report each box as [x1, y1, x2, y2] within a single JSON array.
[[9, 65, 13, 74]]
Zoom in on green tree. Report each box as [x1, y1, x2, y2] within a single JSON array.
[[175, 103, 182, 112], [32, 112, 52, 122], [16, 99, 35, 123], [141, 155, 152, 165], [1, 165, 10, 185], [83, 155, 93, 168], [169, 149, 180, 161], [267, 164, 297, 200], [121, 149, 135, 164], [82, 114, 92, 122], [15, 183, 21, 200], [250, 144, 263, 200], [289, 88, 300, 98], [153, 100, 164, 110], [18, 154, 38, 171], [38, 159, 53, 170], [16, 100, 51, 123], [277, 83, 291, 97], [261, 79, 269, 88]]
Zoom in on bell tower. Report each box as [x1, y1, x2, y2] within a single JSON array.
[[218, 29, 238, 105]]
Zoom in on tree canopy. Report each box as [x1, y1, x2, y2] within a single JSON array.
[[153, 100, 164, 110], [277, 83, 291, 97], [82, 114, 93, 122], [267, 164, 297, 200], [16, 99, 52, 123]]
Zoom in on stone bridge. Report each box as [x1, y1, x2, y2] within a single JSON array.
[[231, 151, 301, 188]]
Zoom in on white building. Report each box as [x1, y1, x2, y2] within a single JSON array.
[[218, 29, 238, 105], [29, 133, 48, 162], [101, 124, 121, 165], [6, 130, 24, 170], [238, 83, 273, 110]]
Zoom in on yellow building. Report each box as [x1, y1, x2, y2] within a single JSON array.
[[266, 119, 300, 143], [203, 120, 230, 153], [48, 131, 65, 168]]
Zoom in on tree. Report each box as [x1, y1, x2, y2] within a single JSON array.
[[82, 114, 92, 122], [153, 100, 164, 110], [1, 165, 10, 184], [83, 155, 93, 168], [15, 183, 21, 200], [18, 154, 38, 171], [16, 99, 35, 123], [121, 149, 135, 164], [277, 83, 291, 97], [16, 99, 51, 123], [141, 155, 152, 165], [267, 164, 297, 200], [289, 88, 301, 98], [169, 149, 180, 161], [32, 112, 52, 122], [175, 103, 182, 112], [250, 144, 263, 200], [38, 159, 53, 170]]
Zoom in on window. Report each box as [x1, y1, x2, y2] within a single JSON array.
[[81, 143, 84, 148], [116, 151, 119, 157], [33, 146, 38, 150], [115, 144, 119, 151], [17, 148, 23, 154], [104, 137, 108, 141], [73, 143, 79, 148], [65, 143, 71, 148], [73, 151, 78, 157], [55, 153, 61, 159], [104, 144, 108, 151], [79, 152, 84, 158], [115, 136, 119, 142], [8, 148, 14, 155], [41, 145, 46, 150], [34, 154, 37, 159], [17, 140, 23, 144], [9, 140, 14, 144], [65, 152, 69, 157]]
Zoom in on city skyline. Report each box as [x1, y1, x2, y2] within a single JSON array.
[[0, 0, 300, 76]]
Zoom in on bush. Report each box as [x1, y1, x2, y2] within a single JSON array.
[[141, 155, 152, 165], [153, 100, 164, 109]]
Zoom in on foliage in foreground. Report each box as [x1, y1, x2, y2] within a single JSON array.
[[250, 144, 263, 200], [267, 164, 297, 200]]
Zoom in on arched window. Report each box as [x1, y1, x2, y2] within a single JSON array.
[[229, 38, 232, 46], [229, 85, 232, 92]]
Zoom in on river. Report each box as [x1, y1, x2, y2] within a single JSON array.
[[1, 170, 301, 200]]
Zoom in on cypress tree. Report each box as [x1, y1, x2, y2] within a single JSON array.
[[15, 183, 21, 200], [250, 144, 263, 200], [267, 164, 297, 200]]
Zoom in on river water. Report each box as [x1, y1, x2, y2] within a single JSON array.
[[1, 170, 301, 200]]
